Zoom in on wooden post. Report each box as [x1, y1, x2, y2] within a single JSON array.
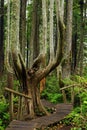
[[10, 92, 14, 120], [62, 90, 67, 103], [17, 96, 23, 120], [5, 87, 31, 120], [71, 86, 74, 105]]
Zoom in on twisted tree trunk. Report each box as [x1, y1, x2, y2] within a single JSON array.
[[12, 13, 65, 117], [9, 0, 65, 119]]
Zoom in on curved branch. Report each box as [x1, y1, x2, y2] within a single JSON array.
[[32, 53, 45, 70], [36, 15, 65, 82], [12, 52, 28, 93]]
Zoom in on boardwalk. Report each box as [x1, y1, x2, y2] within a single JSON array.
[[6, 101, 73, 130]]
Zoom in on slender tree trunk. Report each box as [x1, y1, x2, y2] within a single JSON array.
[[60, 0, 64, 21], [42, 0, 47, 56], [62, 0, 73, 78], [6, 0, 20, 120], [5, 0, 12, 72], [79, 0, 84, 76], [0, 0, 4, 76], [49, 0, 54, 62], [33, 1, 40, 60], [19, 0, 27, 60], [6, 0, 14, 117], [29, 0, 40, 67], [71, 17, 78, 74], [40, 0, 48, 93], [11, 0, 20, 52]]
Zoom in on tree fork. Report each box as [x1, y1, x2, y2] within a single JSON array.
[[11, 3, 65, 118]]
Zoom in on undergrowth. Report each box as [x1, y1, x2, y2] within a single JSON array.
[[41, 73, 63, 103], [61, 75, 87, 130], [41, 72, 87, 129], [0, 96, 10, 130]]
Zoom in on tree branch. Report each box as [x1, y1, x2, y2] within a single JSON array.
[[36, 16, 65, 82], [32, 53, 45, 70], [12, 52, 28, 93]]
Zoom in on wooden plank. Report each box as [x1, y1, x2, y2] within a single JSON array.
[[5, 87, 31, 99], [6, 128, 34, 130], [9, 120, 30, 125], [71, 86, 74, 104], [6, 103, 73, 130], [41, 99, 55, 108]]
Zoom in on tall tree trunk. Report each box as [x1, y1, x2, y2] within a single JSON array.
[[11, 0, 20, 52], [42, 0, 47, 57], [62, 0, 73, 78], [5, 0, 12, 72], [29, 0, 40, 67], [60, 0, 64, 21], [6, 0, 20, 120], [0, 0, 4, 76], [19, 0, 27, 60], [40, 0, 48, 93], [49, 0, 54, 62], [79, 0, 84, 76], [71, 23, 78, 74], [33, 0, 40, 60]]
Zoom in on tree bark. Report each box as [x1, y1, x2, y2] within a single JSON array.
[[10, 0, 20, 52], [78, 0, 84, 76], [75, 0, 84, 76], [29, 0, 40, 67], [0, 0, 4, 76], [19, 0, 27, 60], [49, 0, 54, 62], [40, 0, 48, 93], [62, 0, 73, 78], [42, 0, 47, 55], [71, 17, 78, 74]]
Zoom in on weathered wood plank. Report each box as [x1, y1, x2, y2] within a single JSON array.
[[60, 84, 80, 90], [5, 87, 31, 99], [6, 103, 73, 130]]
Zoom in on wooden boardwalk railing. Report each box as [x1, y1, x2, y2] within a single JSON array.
[[5, 87, 31, 120], [60, 84, 80, 104], [5, 88, 73, 130]]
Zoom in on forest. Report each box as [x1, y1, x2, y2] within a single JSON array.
[[0, 0, 87, 130]]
